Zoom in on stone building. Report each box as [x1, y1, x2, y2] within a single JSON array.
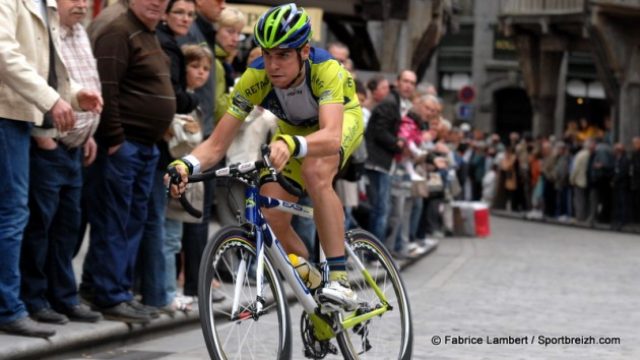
[[500, 0, 640, 144]]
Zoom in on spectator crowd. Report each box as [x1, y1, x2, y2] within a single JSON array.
[[1, 0, 639, 340]]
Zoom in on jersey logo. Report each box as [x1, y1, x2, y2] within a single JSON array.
[[318, 90, 333, 103], [232, 93, 253, 114], [244, 79, 270, 97]]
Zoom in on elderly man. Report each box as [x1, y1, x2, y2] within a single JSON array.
[[364, 70, 417, 245], [19, 0, 103, 326], [0, 0, 102, 338], [80, 0, 175, 323]]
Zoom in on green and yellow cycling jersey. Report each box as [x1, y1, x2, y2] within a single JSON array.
[[227, 47, 360, 127], [227, 47, 364, 188]]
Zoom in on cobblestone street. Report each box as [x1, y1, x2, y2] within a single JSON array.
[[408, 216, 639, 359], [39, 216, 640, 360]]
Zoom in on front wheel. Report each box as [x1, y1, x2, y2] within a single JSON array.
[[198, 226, 291, 359], [336, 229, 413, 360]]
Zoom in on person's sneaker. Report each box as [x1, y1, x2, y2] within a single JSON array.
[[127, 300, 160, 319], [211, 290, 226, 303], [101, 302, 151, 324], [407, 242, 420, 252], [0, 317, 56, 338], [316, 280, 358, 312], [31, 308, 69, 325], [58, 304, 102, 323]]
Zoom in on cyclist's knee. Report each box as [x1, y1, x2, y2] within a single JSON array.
[[301, 159, 337, 191]]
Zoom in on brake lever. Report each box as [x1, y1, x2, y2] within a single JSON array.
[[261, 144, 278, 182]]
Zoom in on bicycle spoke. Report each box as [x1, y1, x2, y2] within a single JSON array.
[[336, 230, 412, 359], [200, 231, 290, 359]]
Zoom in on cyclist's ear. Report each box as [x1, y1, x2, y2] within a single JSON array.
[[299, 43, 311, 61]]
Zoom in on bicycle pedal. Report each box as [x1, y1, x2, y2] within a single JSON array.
[[316, 296, 344, 314]]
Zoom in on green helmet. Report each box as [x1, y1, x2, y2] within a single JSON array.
[[253, 3, 312, 49]]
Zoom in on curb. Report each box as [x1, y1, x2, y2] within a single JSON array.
[[491, 209, 640, 235], [0, 310, 200, 360], [0, 241, 437, 360]]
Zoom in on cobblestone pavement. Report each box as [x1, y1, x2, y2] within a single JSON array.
[[409, 217, 639, 360], [51, 217, 640, 359]]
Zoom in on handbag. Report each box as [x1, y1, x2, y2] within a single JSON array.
[[411, 165, 429, 198], [168, 114, 202, 158], [426, 172, 444, 194]]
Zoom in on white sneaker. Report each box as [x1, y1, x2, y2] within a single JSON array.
[[317, 281, 358, 312], [409, 244, 428, 256]]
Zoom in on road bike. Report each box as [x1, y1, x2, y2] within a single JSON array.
[[170, 146, 412, 359]]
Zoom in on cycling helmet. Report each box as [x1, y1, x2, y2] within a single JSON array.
[[253, 3, 312, 49]]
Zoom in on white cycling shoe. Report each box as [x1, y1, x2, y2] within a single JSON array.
[[317, 280, 358, 312]]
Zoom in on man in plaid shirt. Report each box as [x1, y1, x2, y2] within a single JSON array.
[[20, 0, 102, 325]]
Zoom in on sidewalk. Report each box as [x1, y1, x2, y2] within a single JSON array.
[[491, 209, 640, 234], [0, 223, 438, 360]]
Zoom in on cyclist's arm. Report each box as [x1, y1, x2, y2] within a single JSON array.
[[301, 102, 344, 156], [270, 103, 343, 171], [167, 112, 243, 195], [190, 113, 244, 171]]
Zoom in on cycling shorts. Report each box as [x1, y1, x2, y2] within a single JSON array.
[[268, 105, 363, 191]]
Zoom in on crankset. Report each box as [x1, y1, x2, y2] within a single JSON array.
[[300, 312, 338, 359]]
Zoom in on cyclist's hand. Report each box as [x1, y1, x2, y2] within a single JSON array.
[[269, 140, 291, 172], [165, 160, 189, 198]]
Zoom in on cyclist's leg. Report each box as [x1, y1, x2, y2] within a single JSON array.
[[311, 107, 363, 309], [260, 182, 309, 259], [301, 155, 343, 258], [308, 104, 363, 261]]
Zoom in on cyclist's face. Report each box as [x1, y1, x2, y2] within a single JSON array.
[[262, 44, 310, 89]]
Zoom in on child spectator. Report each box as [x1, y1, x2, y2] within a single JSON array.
[[164, 44, 214, 311]]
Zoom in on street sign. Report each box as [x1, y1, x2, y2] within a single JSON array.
[[456, 103, 474, 121], [458, 85, 476, 104]]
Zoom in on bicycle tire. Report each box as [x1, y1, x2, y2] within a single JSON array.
[[335, 229, 413, 360], [198, 226, 292, 359]]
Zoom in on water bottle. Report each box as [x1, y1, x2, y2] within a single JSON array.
[[288, 254, 322, 290]]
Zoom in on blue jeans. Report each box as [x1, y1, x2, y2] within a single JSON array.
[[365, 169, 392, 242], [409, 196, 423, 241], [137, 169, 168, 307], [181, 177, 214, 296], [163, 218, 182, 302], [292, 195, 316, 256], [82, 141, 159, 307], [21, 144, 82, 312], [0, 119, 31, 324]]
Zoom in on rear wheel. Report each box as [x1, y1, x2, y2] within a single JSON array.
[[336, 229, 413, 360], [198, 226, 291, 359]]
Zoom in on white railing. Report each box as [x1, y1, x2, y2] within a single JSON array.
[[501, 0, 584, 15], [501, 0, 640, 15]]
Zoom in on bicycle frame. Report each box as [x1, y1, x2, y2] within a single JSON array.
[[232, 182, 391, 339]]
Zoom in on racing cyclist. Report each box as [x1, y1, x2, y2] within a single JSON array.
[[167, 3, 364, 310]]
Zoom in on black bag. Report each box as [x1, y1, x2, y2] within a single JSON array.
[[340, 139, 368, 182]]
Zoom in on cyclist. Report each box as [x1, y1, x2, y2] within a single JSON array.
[[167, 3, 363, 310]]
